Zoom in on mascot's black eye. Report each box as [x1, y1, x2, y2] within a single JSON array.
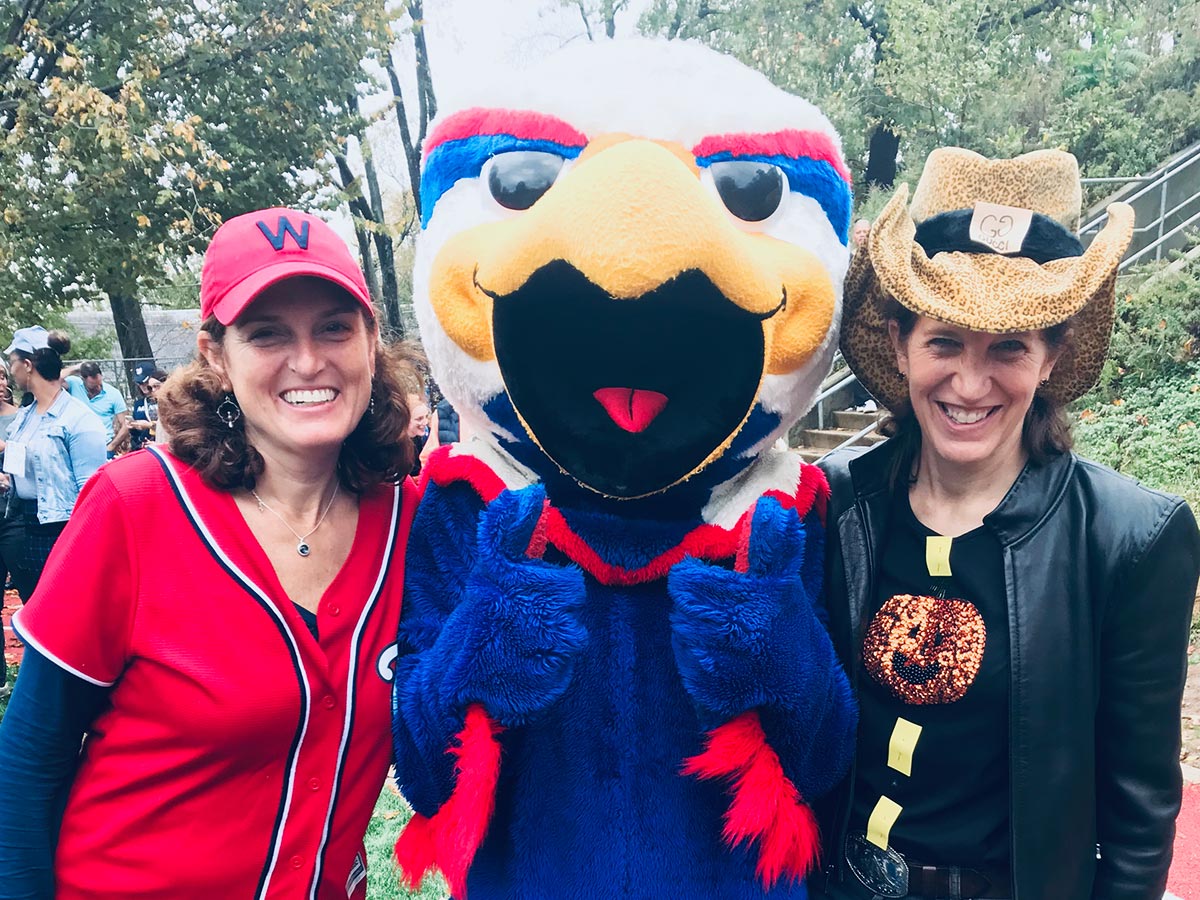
[[709, 160, 785, 222], [486, 151, 566, 211]]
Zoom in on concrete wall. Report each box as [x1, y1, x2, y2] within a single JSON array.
[[65, 308, 200, 368]]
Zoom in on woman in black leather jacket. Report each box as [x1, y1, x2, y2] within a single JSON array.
[[813, 148, 1200, 900]]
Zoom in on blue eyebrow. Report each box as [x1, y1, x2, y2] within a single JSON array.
[[695, 152, 851, 245], [421, 135, 585, 227]]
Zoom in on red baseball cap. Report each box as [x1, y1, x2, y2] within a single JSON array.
[[200, 207, 373, 325]]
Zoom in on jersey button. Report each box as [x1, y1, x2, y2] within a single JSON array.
[[308, 777, 321, 791], [290, 855, 304, 869], [327, 604, 340, 617], [322, 694, 336, 710]]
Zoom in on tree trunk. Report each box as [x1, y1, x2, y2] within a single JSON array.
[[355, 220, 383, 308], [109, 292, 154, 391], [864, 124, 900, 190], [362, 147, 402, 338]]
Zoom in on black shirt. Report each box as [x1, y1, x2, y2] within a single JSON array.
[[849, 486, 1011, 868], [129, 397, 150, 451]]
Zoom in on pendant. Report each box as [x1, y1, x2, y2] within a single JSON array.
[[297, 541, 311, 557]]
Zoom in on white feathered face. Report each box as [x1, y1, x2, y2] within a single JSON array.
[[414, 41, 852, 500]]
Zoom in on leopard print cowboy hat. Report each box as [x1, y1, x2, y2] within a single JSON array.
[[841, 147, 1135, 410]]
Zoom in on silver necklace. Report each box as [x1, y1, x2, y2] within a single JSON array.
[[250, 481, 340, 557]]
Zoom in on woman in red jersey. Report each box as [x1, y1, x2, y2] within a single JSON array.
[[0, 208, 421, 899]]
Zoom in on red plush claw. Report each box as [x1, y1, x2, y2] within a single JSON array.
[[395, 704, 504, 899], [683, 711, 821, 889]]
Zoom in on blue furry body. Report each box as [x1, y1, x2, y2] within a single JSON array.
[[393, 473, 854, 899], [474, 575, 803, 899]]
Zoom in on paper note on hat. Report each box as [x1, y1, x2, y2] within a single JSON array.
[[969, 201, 1034, 255]]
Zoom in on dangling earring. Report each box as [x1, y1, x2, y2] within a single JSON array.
[[898, 371, 907, 380], [1039, 378, 1051, 387], [368, 395, 376, 415], [216, 394, 241, 429]]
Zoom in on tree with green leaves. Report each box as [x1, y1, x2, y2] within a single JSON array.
[[334, 0, 437, 340], [0, 0, 392, 357], [638, 0, 1200, 199]]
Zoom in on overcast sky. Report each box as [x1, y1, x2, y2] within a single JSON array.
[[414, 0, 651, 107], [331, 0, 652, 240]]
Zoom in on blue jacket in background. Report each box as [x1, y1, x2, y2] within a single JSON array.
[[4, 391, 107, 523]]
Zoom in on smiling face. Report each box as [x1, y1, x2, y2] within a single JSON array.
[[199, 277, 377, 466], [892, 315, 1060, 471]]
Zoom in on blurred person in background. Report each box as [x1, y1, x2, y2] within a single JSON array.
[[63, 362, 127, 456], [407, 393, 429, 477], [1, 328, 106, 597], [852, 217, 871, 250], [418, 394, 461, 469], [0, 360, 27, 700], [113, 366, 169, 453]]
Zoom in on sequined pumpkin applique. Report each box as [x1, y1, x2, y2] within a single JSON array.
[[863, 594, 987, 705]]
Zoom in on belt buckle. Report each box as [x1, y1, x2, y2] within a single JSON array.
[[845, 833, 909, 898]]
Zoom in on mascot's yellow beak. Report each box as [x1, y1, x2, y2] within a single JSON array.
[[430, 136, 835, 377], [427, 134, 837, 498]]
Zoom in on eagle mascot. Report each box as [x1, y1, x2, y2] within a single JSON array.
[[391, 39, 856, 900]]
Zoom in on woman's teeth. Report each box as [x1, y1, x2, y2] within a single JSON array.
[[941, 403, 991, 424], [283, 389, 336, 405]]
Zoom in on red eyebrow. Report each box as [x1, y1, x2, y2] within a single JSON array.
[[424, 108, 589, 159], [692, 130, 851, 183]]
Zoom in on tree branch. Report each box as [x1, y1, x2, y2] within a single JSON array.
[[976, 0, 1069, 38], [407, 0, 436, 140], [386, 55, 422, 215], [665, 0, 685, 39], [576, 1, 594, 42]]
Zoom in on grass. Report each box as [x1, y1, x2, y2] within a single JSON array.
[[0, 663, 16, 725], [364, 783, 448, 899]]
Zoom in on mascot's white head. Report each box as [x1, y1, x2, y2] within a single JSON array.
[[414, 39, 851, 505]]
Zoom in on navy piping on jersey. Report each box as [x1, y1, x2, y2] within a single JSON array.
[[306, 482, 403, 900], [148, 445, 313, 900]]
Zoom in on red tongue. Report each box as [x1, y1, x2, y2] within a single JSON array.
[[593, 388, 669, 433]]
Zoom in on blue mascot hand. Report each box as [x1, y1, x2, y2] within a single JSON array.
[[438, 485, 588, 727], [668, 496, 829, 728]]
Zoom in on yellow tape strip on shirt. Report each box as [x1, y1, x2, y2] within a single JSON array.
[[888, 717, 922, 777], [866, 796, 903, 850], [926, 535, 953, 577]]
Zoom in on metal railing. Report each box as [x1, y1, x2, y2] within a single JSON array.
[[812, 367, 858, 430], [817, 418, 882, 462], [1080, 142, 1200, 268]]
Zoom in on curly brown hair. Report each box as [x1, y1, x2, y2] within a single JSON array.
[[160, 313, 424, 494]]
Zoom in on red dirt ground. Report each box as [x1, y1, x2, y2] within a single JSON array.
[[1170, 782, 1200, 899], [3, 588, 21, 669]]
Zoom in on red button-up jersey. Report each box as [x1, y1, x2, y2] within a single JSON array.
[[14, 446, 416, 899]]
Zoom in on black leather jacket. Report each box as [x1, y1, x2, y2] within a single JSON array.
[[817, 441, 1200, 900]]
